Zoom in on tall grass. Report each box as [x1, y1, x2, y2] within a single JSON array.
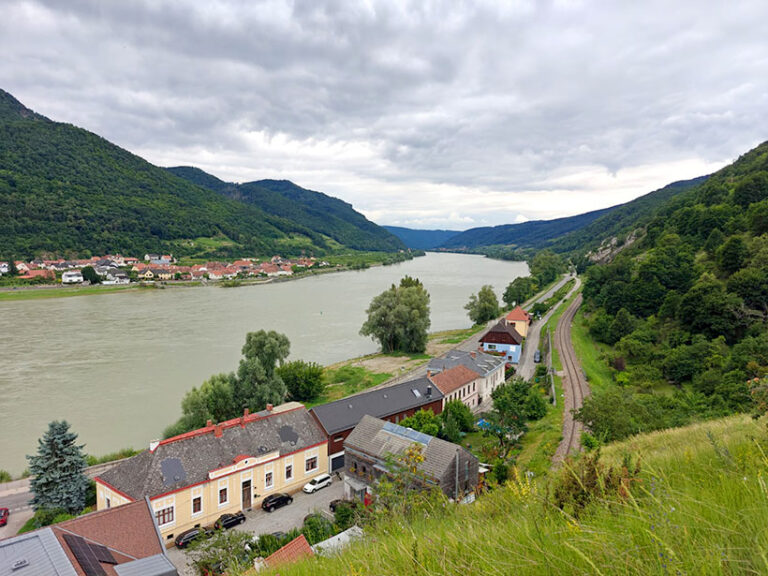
[[268, 414, 768, 575]]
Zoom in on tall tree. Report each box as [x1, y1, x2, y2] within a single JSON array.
[[465, 285, 501, 325], [277, 360, 326, 401], [360, 277, 431, 353], [503, 276, 537, 308], [27, 421, 89, 514]]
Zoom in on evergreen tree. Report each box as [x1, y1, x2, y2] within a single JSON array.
[[27, 421, 89, 514], [7, 258, 18, 276]]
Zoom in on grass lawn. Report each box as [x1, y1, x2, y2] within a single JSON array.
[[0, 284, 139, 301], [570, 307, 614, 393], [305, 365, 393, 408], [460, 429, 497, 462], [429, 325, 484, 345]]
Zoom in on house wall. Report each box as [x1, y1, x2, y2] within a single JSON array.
[[438, 449, 480, 500], [478, 364, 505, 404], [441, 378, 480, 409], [510, 320, 529, 338], [481, 342, 520, 364], [96, 444, 328, 546]]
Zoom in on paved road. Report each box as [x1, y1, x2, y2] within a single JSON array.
[[167, 481, 344, 575], [552, 292, 590, 465]]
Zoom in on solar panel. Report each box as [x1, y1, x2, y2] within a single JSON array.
[[382, 421, 432, 445], [63, 533, 107, 576], [90, 542, 117, 564]]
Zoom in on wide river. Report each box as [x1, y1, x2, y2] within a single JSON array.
[[0, 253, 527, 475]]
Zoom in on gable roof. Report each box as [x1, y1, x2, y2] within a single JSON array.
[[479, 321, 523, 345], [97, 404, 326, 500], [506, 306, 531, 323], [0, 501, 175, 576], [310, 377, 443, 436], [264, 534, 313, 569], [429, 365, 479, 395], [344, 415, 476, 481], [426, 349, 505, 377]]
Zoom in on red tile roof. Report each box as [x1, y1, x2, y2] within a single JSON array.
[[264, 534, 314, 568], [51, 500, 164, 576], [506, 306, 531, 323], [429, 364, 479, 395]]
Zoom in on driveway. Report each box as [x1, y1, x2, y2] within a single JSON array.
[[167, 480, 344, 575]]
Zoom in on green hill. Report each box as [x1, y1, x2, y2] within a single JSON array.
[[270, 414, 768, 575], [0, 89, 402, 259], [166, 167, 404, 252]]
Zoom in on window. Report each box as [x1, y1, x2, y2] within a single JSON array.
[[219, 487, 228, 505], [192, 496, 202, 514], [155, 506, 174, 526], [305, 456, 318, 473], [105, 497, 111, 509], [285, 464, 293, 481], [265, 471, 274, 489], [473, 382, 475, 392]]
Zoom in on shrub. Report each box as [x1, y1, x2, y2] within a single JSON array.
[[0, 469, 11, 483]]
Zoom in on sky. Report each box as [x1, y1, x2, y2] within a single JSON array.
[[2, 0, 767, 230]]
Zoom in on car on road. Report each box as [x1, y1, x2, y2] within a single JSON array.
[[174, 526, 212, 548], [0, 508, 8, 527], [261, 493, 293, 512], [303, 473, 332, 494], [534, 350, 542, 363], [213, 511, 246, 530]]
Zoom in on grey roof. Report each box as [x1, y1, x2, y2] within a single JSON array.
[[310, 377, 443, 436], [427, 349, 505, 377], [344, 415, 474, 481], [114, 554, 178, 576], [0, 528, 78, 576], [98, 406, 326, 499]]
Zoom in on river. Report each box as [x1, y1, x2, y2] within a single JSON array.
[[0, 253, 527, 475]]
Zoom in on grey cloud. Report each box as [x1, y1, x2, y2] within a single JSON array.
[[1, 0, 767, 228]]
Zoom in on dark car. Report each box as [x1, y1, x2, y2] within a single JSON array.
[[174, 526, 211, 549], [329, 499, 358, 513], [214, 511, 246, 530], [534, 350, 542, 363], [261, 493, 293, 512], [0, 508, 8, 527]]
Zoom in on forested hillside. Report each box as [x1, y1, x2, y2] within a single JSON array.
[[381, 226, 460, 250], [0, 89, 402, 259], [167, 167, 404, 252], [575, 140, 768, 442]]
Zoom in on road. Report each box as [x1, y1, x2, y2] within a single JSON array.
[[551, 292, 590, 465]]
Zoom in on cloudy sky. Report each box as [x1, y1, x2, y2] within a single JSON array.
[[2, 1, 766, 230]]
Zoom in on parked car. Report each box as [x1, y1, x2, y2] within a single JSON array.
[[534, 350, 542, 363], [0, 508, 8, 527], [303, 473, 332, 494], [261, 493, 293, 512], [213, 511, 246, 530], [174, 526, 211, 548]]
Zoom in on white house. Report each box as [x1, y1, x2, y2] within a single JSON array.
[[61, 270, 84, 284]]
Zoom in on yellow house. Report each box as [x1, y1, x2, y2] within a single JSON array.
[[95, 402, 328, 546], [505, 306, 532, 338]]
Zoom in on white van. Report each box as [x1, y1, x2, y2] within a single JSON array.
[[303, 473, 332, 494]]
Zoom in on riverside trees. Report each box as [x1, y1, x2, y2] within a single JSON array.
[[465, 285, 501, 324], [360, 276, 431, 354]]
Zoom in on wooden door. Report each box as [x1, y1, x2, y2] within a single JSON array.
[[242, 480, 252, 510]]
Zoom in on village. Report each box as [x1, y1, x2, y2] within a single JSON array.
[[0, 254, 331, 285], [0, 298, 541, 576]]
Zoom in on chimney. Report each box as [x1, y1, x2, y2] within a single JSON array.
[[241, 407, 250, 427], [426, 385, 432, 398], [215, 424, 223, 438], [244, 408, 250, 417], [266, 403, 274, 412], [149, 439, 160, 452], [206, 419, 213, 428]]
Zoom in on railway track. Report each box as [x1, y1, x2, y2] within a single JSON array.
[[552, 293, 590, 465]]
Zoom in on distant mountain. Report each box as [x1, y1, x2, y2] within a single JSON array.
[[167, 167, 404, 252], [381, 226, 460, 250], [440, 206, 615, 250], [0, 88, 402, 259]]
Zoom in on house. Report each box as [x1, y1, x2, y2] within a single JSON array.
[[0, 262, 7, 275], [0, 499, 177, 576], [103, 269, 130, 285], [137, 268, 154, 281], [505, 306, 532, 338], [343, 415, 479, 502], [18, 269, 55, 281], [479, 320, 524, 364], [61, 270, 84, 284], [255, 534, 314, 572], [310, 377, 444, 473], [427, 350, 505, 407], [428, 364, 481, 409], [95, 403, 328, 546]]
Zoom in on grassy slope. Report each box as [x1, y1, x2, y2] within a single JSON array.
[[570, 307, 613, 393], [272, 413, 768, 575]]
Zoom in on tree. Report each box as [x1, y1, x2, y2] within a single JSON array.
[[277, 360, 326, 401], [733, 172, 768, 207], [399, 409, 441, 437], [441, 400, 474, 433], [27, 421, 89, 514], [80, 266, 101, 284], [528, 250, 565, 285], [465, 285, 500, 325], [608, 308, 635, 345], [188, 529, 255, 576], [240, 330, 290, 378], [482, 379, 529, 459], [236, 330, 290, 411], [717, 236, 748, 276], [360, 277, 431, 353], [7, 258, 18, 276], [503, 276, 537, 308]]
